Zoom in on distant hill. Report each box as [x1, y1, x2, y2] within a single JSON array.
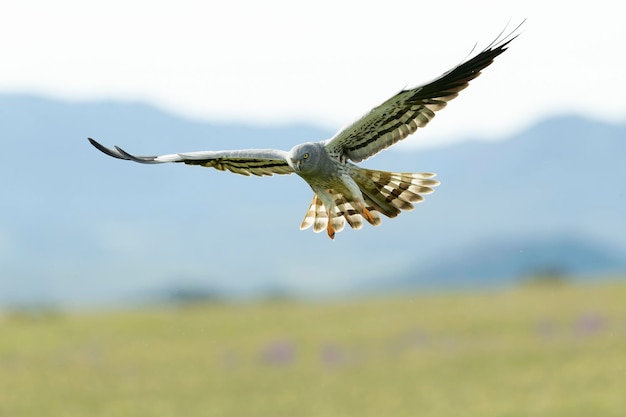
[[390, 235, 626, 291], [1, 94, 625, 307]]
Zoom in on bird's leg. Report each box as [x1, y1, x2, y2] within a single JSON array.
[[326, 207, 335, 240], [361, 206, 375, 225]]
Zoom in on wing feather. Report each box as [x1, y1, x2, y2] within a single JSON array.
[[88, 138, 293, 177], [325, 23, 522, 163]]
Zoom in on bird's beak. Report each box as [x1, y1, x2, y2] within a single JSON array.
[[292, 159, 301, 172]]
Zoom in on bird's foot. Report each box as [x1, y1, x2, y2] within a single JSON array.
[[326, 221, 335, 240], [362, 207, 375, 225]]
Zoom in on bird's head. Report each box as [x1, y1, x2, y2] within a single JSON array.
[[288, 142, 323, 175]]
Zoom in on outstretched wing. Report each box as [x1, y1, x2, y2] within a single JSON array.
[[325, 23, 522, 163], [88, 138, 294, 176]]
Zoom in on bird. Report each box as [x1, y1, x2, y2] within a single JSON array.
[[89, 24, 521, 240]]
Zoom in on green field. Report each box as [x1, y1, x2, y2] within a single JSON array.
[[1, 280, 625, 416]]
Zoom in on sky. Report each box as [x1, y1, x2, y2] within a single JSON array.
[[2, 0, 625, 147]]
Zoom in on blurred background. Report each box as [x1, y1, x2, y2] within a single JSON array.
[[1, 1, 625, 416]]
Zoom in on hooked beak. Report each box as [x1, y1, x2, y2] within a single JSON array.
[[292, 159, 301, 172]]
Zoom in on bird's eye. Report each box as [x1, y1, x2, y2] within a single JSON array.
[[302, 153, 310, 159]]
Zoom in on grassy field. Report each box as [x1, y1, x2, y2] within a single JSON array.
[[1, 280, 625, 417]]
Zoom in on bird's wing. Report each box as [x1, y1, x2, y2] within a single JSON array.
[[325, 23, 522, 163], [88, 138, 294, 176]]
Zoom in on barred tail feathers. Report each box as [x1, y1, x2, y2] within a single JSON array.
[[354, 168, 440, 219], [300, 194, 357, 233], [300, 194, 325, 232], [300, 168, 439, 234]]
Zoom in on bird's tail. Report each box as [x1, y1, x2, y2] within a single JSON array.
[[353, 168, 440, 219], [299, 168, 439, 234]]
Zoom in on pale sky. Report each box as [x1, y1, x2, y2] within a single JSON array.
[[2, 0, 625, 147]]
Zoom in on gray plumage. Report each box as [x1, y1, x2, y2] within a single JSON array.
[[89, 24, 521, 239]]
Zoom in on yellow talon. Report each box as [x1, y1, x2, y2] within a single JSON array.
[[362, 207, 375, 225], [326, 221, 335, 240]]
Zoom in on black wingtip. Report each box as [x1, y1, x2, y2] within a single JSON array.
[[489, 19, 526, 51], [114, 145, 140, 162], [434, 20, 524, 88], [115, 145, 160, 163], [87, 137, 160, 163], [88, 137, 129, 160]]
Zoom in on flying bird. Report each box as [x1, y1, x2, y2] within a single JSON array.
[[89, 25, 521, 240]]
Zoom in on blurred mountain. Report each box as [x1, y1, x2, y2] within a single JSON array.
[[1, 94, 625, 307], [391, 236, 626, 291]]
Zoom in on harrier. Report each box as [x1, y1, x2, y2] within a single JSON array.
[[89, 25, 521, 239]]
